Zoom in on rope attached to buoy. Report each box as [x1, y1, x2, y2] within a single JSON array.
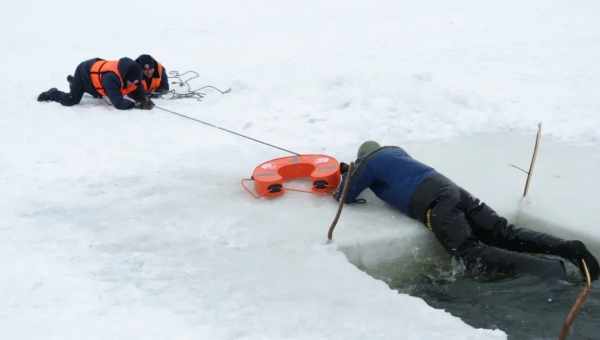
[[240, 178, 337, 198], [155, 105, 300, 156], [241, 178, 260, 199]]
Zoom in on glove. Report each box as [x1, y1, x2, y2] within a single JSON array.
[[150, 90, 168, 99], [339, 162, 349, 174], [558, 240, 599, 281], [332, 172, 366, 204], [136, 98, 155, 110]]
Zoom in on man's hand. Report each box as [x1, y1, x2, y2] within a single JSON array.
[[559, 240, 599, 281], [332, 162, 349, 199], [150, 89, 169, 99], [339, 162, 349, 174], [136, 98, 155, 110], [331, 186, 340, 199]]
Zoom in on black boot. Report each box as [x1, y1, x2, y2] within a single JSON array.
[[556, 240, 599, 281], [37, 88, 59, 102], [67, 75, 74, 85]]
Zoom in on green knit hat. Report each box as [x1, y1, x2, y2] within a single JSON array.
[[357, 140, 381, 160]]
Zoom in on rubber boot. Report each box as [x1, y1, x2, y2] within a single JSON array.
[[37, 88, 59, 102]]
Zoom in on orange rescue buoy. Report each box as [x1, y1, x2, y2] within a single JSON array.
[[250, 154, 340, 198]]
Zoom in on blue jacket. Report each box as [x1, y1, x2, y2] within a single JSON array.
[[340, 146, 436, 214]]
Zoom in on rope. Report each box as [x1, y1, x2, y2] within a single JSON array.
[[158, 70, 294, 155], [284, 185, 336, 195], [559, 259, 592, 340], [327, 162, 354, 242], [240, 178, 337, 198], [195, 85, 231, 95], [165, 70, 231, 101], [240, 178, 260, 199], [154, 105, 300, 156]]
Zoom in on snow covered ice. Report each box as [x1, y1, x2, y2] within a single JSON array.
[[2, 1, 600, 339]]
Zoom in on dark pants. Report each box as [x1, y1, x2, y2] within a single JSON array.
[[409, 174, 567, 279], [51, 58, 101, 106]]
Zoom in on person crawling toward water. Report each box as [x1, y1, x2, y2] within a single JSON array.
[[37, 57, 154, 110], [135, 54, 170, 98], [334, 140, 599, 281]]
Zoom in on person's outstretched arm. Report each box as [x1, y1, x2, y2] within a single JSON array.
[[335, 162, 373, 203], [158, 67, 169, 92], [101, 73, 135, 110]]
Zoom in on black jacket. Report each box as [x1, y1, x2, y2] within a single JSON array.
[[77, 57, 145, 110]]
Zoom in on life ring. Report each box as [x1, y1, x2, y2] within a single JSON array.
[[250, 154, 340, 197]]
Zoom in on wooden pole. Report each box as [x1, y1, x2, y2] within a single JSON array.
[[327, 162, 354, 242], [559, 260, 592, 340], [523, 123, 542, 197]]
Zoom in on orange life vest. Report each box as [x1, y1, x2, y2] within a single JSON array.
[[142, 63, 165, 93], [90, 60, 138, 97]]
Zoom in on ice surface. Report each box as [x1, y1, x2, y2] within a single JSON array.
[[2, 0, 600, 339]]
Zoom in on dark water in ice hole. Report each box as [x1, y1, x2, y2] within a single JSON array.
[[357, 257, 600, 340]]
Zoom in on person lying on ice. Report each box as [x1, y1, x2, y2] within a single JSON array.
[[37, 57, 154, 110], [135, 54, 169, 98], [335, 140, 599, 281]]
